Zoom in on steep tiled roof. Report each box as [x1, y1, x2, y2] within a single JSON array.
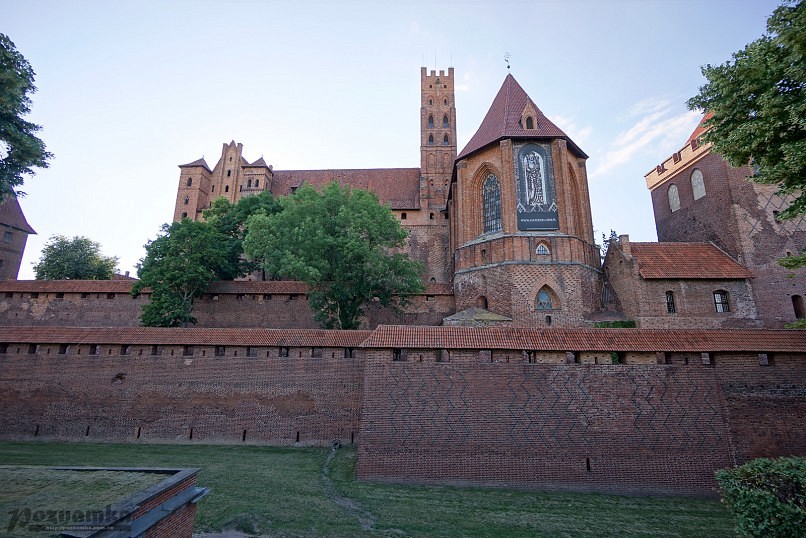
[[245, 157, 269, 167], [178, 158, 212, 172], [687, 112, 713, 144], [271, 168, 421, 209], [360, 325, 806, 352], [208, 281, 309, 294], [629, 242, 751, 279], [457, 74, 587, 160], [0, 197, 36, 234], [0, 327, 371, 347]]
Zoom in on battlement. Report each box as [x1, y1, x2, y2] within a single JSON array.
[[644, 136, 710, 190], [421, 66, 455, 84]]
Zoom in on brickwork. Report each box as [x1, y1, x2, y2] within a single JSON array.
[[145, 503, 196, 538], [0, 346, 363, 445], [357, 350, 806, 497]]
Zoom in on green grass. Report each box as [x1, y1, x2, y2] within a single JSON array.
[[0, 441, 737, 537]]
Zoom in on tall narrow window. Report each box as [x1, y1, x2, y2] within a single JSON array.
[[184, 195, 189, 205], [666, 291, 676, 314], [255, 179, 259, 188], [227, 170, 231, 177], [211, 185, 215, 192], [536, 287, 553, 310], [428, 134, 434, 145], [714, 291, 730, 313], [525, 116, 534, 129], [428, 115, 434, 128], [482, 174, 502, 234], [668, 184, 680, 212], [443, 134, 449, 145], [793, 295, 805, 319], [442, 115, 449, 128], [691, 169, 706, 200], [247, 179, 252, 188], [187, 177, 193, 186], [225, 185, 229, 192]]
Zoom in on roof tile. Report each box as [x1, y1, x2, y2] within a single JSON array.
[[629, 242, 750, 279], [0, 197, 35, 234]]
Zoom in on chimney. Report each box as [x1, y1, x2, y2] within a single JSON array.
[[618, 235, 630, 256]]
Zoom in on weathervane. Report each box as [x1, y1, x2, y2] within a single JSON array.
[[504, 52, 511, 70]]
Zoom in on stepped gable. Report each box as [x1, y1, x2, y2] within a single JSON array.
[[0, 197, 35, 234], [629, 242, 751, 279], [178, 157, 211, 172], [0, 326, 371, 348], [271, 168, 421, 209], [457, 74, 587, 160], [360, 325, 805, 352]]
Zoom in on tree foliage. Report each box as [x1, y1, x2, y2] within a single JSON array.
[[0, 33, 51, 198], [33, 235, 118, 280], [243, 182, 424, 329], [133, 220, 243, 327], [688, 1, 805, 221], [716, 456, 805, 537]]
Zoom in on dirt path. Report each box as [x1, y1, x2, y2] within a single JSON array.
[[320, 447, 378, 531]]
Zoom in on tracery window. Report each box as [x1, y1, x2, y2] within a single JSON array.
[[668, 184, 680, 212], [482, 174, 502, 234], [443, 115, 449, 128], [691, 169, 706, 200], [536, 288, 553, 311], [428, 115, 434, 128]]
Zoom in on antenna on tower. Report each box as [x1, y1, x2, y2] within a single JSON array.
[[504, 52, 511, 70]]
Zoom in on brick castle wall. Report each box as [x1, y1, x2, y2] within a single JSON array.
[[356, 350, 806, 497], [0, 345, 363, 446]]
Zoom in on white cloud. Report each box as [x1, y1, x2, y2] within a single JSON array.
[[552, 115, 593, 148], [455, 71, 472, 92], [590, 107, 701, 179]]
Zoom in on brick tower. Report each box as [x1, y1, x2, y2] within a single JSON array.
[[448, 74, 601, 327], [420, 67, 457, 209]]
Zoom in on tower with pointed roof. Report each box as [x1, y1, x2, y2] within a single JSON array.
[[448, 74, 600, 327]]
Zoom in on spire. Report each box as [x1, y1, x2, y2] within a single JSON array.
[[178, 157, 211, 172], [457, 74, 587, 160]]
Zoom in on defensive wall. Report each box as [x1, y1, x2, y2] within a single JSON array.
[[0, 280, 455, 329], [1, 325, 804, 497]]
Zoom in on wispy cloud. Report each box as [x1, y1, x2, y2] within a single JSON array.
[[455, 71, 472, 92], [590, 104, 701, 179], [552, 115, 593, 148]]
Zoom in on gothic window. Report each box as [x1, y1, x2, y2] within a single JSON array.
[[668, 184, 680, 212], [225, 185, 229, 192], [443, 98, 447, 105], [428, 115, 434, 128], [428, 134, 434, 145], [691, 169, 706, 200], [428, 98, 433, 105], [227, 170, 231, 177], [187, 177, 193, 186], [255, 179, 259, 188], [525, 116, 534, 129], [536, 287, 553, 310], [442, 115, 449, 128], [666, 291, 676, 314], [714, 290, 730, 313], [536, 243, 549, 256], [247, 179, 252, 188], [482, 173, 502, 234], [184, 195, 189, 205], [443, 134, 449, 145]]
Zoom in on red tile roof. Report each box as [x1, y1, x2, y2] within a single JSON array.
[[178, 158, 212, 172], [271, 168, 422, 210], [0, 327, 371, 347], [457, 74, 587, 160], [0, 197, 36, 234], [687, 112, 713, 144], [360, 325, 806, 353], [629, 243, 751, 279]]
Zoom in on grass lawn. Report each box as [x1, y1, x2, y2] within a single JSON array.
[[0, 441, 736, 537]]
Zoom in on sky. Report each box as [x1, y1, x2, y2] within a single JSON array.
[[6, 0, 781, 279]]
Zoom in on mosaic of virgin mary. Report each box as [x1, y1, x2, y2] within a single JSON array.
[[515, 143, 558, 230]]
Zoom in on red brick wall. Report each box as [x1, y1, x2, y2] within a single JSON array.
[[357, 350, 806, 497], [145, 503, 196, 538], [0, 347, 363, 446]]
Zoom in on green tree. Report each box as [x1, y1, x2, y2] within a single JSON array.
[[243, 182, 424, 329], [0, 34, 51, 198], [133, 220, 242, 327], [687, 1, 804, 219], [33, 235, 118, 280]]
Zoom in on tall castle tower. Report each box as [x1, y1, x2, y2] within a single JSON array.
[[448, 75, 601, 326], [420, 67, 456, 209]]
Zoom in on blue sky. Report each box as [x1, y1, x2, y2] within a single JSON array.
[[6, 0, 780, 278]]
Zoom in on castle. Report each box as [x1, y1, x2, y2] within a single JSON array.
[[173, 68, 806, 330], [0, 67, 803, 499]]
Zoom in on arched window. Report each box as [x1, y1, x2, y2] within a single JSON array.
[[793, 295, 805, 319], [714, 290, 730, 313], [247, 179, 252, 188], [187, 177, 193, 187], [668, 184, 680, 212], [428, 134, 434, 145], [443, 98, 447, 105], [525, 116, 534, 129], [536, 287, 553, 310], [428, 115, 434, 128], [227, 170, 231, 177], [691, 169, 706, 200], [536, 243, 549, 256], [476, 296, 488, 309], [443, 134, 449, 145], [184, 195, 189, 205], [255, 179, 259, 188], [225, 185, 229, 193], [442, 115, 449, 128], [482, 174, 502, 234], [666, 291, 676, 314], [428, 98, 433, 105]]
